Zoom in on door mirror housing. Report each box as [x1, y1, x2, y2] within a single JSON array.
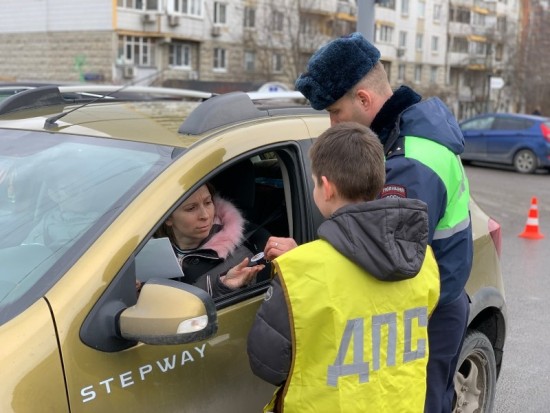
[[119, 279, 217, 345]]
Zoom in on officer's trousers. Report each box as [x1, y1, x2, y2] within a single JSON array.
[[425, 290, 470, 413]]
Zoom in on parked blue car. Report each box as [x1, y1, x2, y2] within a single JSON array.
[[460, 113, 550, 173]]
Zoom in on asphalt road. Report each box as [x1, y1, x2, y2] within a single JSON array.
[[464, 163, 550, 413]]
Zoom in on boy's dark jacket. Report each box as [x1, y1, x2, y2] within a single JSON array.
[[247, 197, 431, 386]]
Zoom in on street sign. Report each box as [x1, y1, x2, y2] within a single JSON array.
[[490, 76, 505, 89]]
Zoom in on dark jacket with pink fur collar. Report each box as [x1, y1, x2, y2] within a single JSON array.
[[171, 196, 262, 298]]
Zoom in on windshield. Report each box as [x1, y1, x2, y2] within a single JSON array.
[[0, 129, 175, 323]]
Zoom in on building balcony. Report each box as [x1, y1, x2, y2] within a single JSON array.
[[299, 0, 336, 14], [448, 22, 471, 35], [449, 52, 470, 66]]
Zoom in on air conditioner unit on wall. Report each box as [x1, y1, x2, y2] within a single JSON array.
[[397, 47, 406, 57], [168, 14, 180, 27], [123, 66, 135, 79], [142, 13, 155, 24], [211, 26, 222, 37]]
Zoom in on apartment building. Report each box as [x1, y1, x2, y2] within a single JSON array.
[[0, 0, 521, 117], [446, 0, 520, 118]]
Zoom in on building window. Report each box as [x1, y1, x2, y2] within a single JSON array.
[[496, 16, 507, 33], [431, 36, 439, 53], [472, 12, 485, 26], [414, 64, 422, 83], [378, 0, 396, 10], [495, 44, 503, 61], [430, 66, 438, 83], [214, 2, 227, 25], [398, 63, 406, 81], [213, 47, 227, 71], [244, 51, 255, 72], [449, 7, 470, 23], [119, 36, 155, 66], [471, 41, 487, 56], [272, 11, 284, 31], [433, 4, 441, 22], [398, 31, 407, 48], [401, 0, 409, 16], [272, 53, 283, 73], [173, 0, 202, 16], [415, 33, 423, 51], [417, 1, 425, 19], [118, 0, 158, 10], [300, 15, 315, 35], [377, 25, 394, 43], [244, 6, 255, 28], [169, 43, 191, 68], [451, 37, 469, 53]]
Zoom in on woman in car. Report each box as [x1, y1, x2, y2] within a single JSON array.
[[151, 182, 265, 298]]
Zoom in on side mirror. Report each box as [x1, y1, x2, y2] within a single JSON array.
[[119, 278, 217, 345]]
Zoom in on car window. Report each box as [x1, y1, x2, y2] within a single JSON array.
[[0, 129, 175, 324], [461, 116, 494, 131], [141, 144, 311, 309], [492, 117, 532, 130]]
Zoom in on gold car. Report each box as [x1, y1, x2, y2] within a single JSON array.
[[0, 86, 506, 413]]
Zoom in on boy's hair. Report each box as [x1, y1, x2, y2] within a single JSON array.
[[309, 122, 385, 202]]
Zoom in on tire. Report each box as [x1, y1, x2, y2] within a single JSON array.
[[453, 331, 497, 413], [513, 149, 537, 173]]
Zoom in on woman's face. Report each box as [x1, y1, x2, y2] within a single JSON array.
[[166, 185, 215, 249]]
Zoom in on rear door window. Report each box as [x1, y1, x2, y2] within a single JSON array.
[[492, 117, 532, 130], [461, 116, 494, 130]]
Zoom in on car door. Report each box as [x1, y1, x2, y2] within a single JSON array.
[[490, 116, 535, 163], [48, 122, 322, 413], [460, 115, 495, 161]]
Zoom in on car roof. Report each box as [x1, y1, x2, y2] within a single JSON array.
[[463, 112, 549, 122], [0, 85, 320, 148]]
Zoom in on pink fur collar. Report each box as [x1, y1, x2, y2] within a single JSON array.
[[202, 196, 245, 258]]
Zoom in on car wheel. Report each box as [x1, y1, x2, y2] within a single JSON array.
[[513, 149, 537, 173], [453, 331, 497, 413]]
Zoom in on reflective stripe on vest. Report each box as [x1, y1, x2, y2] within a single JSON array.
[[404, 136, 471, 240], [270, 240, 440, 413]]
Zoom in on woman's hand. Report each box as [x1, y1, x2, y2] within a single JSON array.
[[221, 258, 265, 289], [264, 236, 298, 261]]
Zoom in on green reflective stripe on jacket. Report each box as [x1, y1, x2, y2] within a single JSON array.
[[404, 136, 470, 240]]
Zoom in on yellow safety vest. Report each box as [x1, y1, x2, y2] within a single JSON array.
[[265, 239, 440, 413]]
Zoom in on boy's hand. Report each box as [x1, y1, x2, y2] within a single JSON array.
[[264, 236, 298, 261]]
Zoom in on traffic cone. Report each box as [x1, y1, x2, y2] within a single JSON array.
[[519, 197, 544, 239]]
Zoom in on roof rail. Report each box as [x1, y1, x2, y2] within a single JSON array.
[[0, 86, 65, 115], [178, 91, 318, 135], [0, 84, 214, 116], [58, 85, 213, 100]]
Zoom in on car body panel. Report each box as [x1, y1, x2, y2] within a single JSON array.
[[0, 90, 506, 412], [0, 299, 68, 412], [36, 119, 322, 412]]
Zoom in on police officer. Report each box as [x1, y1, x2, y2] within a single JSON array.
[[294, 33, 473, 413]]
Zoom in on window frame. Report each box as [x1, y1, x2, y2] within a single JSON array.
[[213, 47, 227, 71], [169, 43, 192, 69]]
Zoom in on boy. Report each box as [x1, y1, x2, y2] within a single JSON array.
[[247, 122, 440, 412]]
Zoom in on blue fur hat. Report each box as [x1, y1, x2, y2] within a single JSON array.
[[295, 32, 381, 110]]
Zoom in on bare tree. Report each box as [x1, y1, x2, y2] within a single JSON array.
[[241, 0, 355, 88]]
